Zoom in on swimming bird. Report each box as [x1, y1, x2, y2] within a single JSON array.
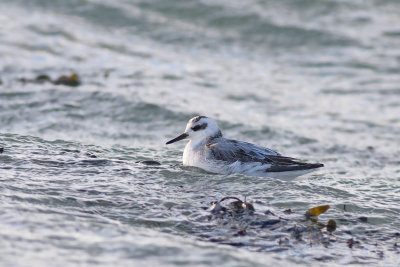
[[166, 116, 323, 178]]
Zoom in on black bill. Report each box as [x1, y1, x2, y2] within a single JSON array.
[[166, 133, 188, 144]]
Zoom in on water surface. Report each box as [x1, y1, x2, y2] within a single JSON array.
[[1, 0, 400, 266]]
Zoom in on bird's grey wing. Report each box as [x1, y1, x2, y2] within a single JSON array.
[[207, 138, 324, 171], [206, 138, 281, 163]]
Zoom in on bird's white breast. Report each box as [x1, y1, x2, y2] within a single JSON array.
[[182, 142, 192, 166], [182, 140, 229, 174], [183, 141, 202, 166]]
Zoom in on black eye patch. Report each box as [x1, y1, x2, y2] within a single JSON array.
[[192, 123, 207, 131]]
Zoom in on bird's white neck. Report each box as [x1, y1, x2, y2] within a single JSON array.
[[183, 138, 207, 165], [189, 138, 208, 148]]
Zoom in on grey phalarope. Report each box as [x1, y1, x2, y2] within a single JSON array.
[[166, 116, 323, 178]]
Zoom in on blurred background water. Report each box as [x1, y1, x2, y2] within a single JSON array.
[[1, 0, 400, 266]]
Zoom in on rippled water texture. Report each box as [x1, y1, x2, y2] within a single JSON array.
[[1, 0, 400, 266]]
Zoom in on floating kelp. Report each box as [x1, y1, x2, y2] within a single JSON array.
[[85, 152, 97, 158], [234, 228, 247, 236], [284, 209, 294, 214], [35, 74, 52, 83], [137, 160, 162, 166], [326, 219, 337, 233], [304, 205, 337, 233], [347, 238, 360, 248], [59, 148, 102, 160], [358, 216, 368, 222], [210, 196, 255, 213], [53, 73, 80, 86], [18, 75, 50, 84], [206, 198, 344, 250], [18, 73, 81, 87], [305, 205, 330, 217]]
